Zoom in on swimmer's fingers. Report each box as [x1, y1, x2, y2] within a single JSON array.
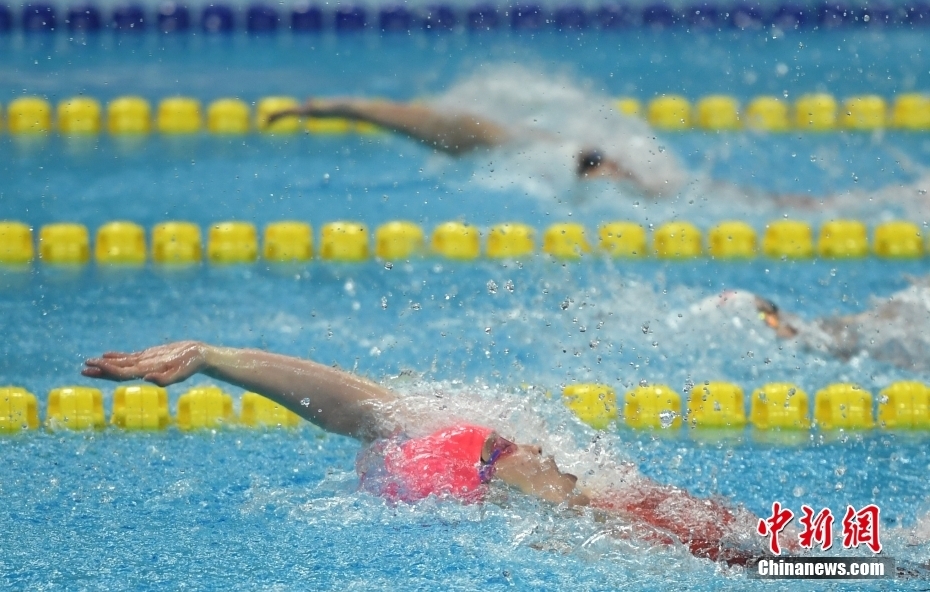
[[83, 341, 206, 384], [83, 356, 189, 385], [82, 358, 148, 381]]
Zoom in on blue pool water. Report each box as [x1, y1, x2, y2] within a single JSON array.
[[3, 25, 930, 590]]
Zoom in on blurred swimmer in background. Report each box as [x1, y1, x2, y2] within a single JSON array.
[[269, 65, 930, 220], [83, 340, 771, 567], [267, 66, 689, 198], [702, 287, 930, 371]]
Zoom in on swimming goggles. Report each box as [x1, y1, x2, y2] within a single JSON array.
[[478, 434, 517, 482], [756, 298, 781, 330]]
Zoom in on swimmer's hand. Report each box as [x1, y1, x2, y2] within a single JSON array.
[[265, 108, 302, 126], [266, 99, 347, 127], [82, 341, 207, 386]]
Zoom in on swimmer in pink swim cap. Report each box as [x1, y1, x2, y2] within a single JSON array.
[[83, 340, 774, 566]]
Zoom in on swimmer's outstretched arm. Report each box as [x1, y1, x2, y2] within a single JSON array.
[[268, 98, 511, 155], [82, 341, 398, 441]]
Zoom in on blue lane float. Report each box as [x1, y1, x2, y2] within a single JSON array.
[[0, 5, 11, 32], [511, 4, 545, 30], [642, 2, 677, 27], [113, 3, 146, 31], [334, 5, 366, 31], [554, 5, 587, 30], [684, 2, 723, 28], [857, 2, 895, 25], [202, 4, 235, 33], [729, 2, 765, 28], [67, 4, 103, 32], [23, 3, 56, 32], [422, 5, 457, 30], [157, 2, 190, 33], [466, 4, 499, 30], [905, 2, 930, 24], [594, 4, 638, 28], [816, 1, 851, 27], [5, 2, 930, 34], [291, 3, 323, 31], [771, 3, 808, 29], [379, 6, 413, 32], [246, 3, 279, 32]]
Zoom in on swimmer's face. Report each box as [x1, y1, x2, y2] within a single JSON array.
[[754, 296, 781, 329], [493, 443, 586, 505], [753, 296, 799, 338], [576, 151, 633, 184], [481, 432, 518, 463], [576, 149, 604, 178]]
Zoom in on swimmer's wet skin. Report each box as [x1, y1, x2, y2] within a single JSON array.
[[83, 340, 773, 566]]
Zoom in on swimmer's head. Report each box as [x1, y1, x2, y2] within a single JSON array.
[[751, 295, 799, 338], [576, 149, 604, 177], [753, 296, 779, 327], [717, 290, 779, 325]]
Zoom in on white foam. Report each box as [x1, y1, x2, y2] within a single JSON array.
[[429, 64, 690, 199], [425, 65, 930, 225]]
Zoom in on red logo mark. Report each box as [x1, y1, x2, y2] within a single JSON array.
[[842, 504, 882, 553], [757, 501, 794, 555], [798, 505, 834, 551]]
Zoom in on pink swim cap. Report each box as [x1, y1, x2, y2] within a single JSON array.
[[382, 424, 494, 502]]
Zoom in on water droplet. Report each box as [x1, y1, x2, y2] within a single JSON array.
[[410, 302, 421, 311], [381, 297, 388, 310], [487, 280, 498, 294], [300, 398, 310, 407], [641, 322, 650, 334], [658, 410, 678, 429], [384, 262, 393, 270], [504, 280, 515, 293]]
